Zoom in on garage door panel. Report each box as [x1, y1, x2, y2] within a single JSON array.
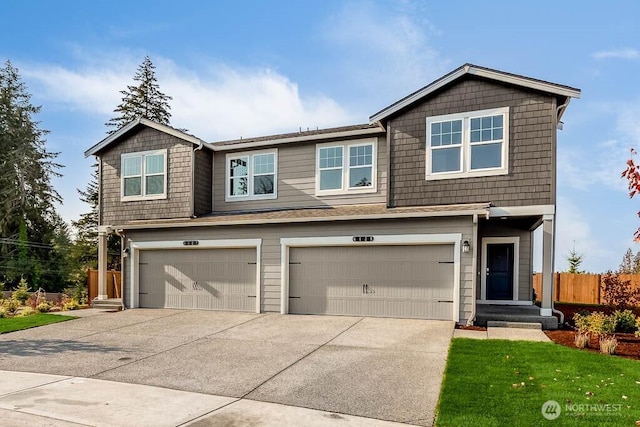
[[289, 245, 454, 320], [139, 248, 255, 311]]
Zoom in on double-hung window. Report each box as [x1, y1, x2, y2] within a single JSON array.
[[226, 150, 277, 200], [121, 149, 167, 201], [426, 107, 509, 180], [316, 139, 376, 195]]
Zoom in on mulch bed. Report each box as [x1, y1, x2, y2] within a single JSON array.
[[455, 324, 486, 331], [545, 303, 640, 361]]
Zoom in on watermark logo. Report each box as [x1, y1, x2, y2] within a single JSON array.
[[542, 400, 561, 420]]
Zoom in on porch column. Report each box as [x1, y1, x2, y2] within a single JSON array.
[[97, 227, 109, 300], [540, 215, 554, 316]]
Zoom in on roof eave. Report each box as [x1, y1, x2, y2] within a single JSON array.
[[212, 125, 386, 151], [109, 205, 491, 231], [84, 118, 210, 157], [369, 64, 581, 124]]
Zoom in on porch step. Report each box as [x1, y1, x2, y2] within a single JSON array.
[[487, 321, 542, 329], [91, 298, 123, 311]]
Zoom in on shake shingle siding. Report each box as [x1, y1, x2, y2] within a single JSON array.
[[194, 149, 212, 216], [388, 77, 556, 207], [100, 127, 194, 225]]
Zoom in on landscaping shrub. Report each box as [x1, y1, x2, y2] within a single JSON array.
[[1, 299, 19, 317], [612, 309, 637, 333], [11, 278, 31, 304], [599, 336, 618, 355], [601, 272, 640, 309], [573, 312, 590, 333], [586, 311, 616, 337], [17, 307, 35, 317], [35, 301, 52, 313], [636, 318, 640, 338], [64, 283, 88, 306], [574, 331, 589, 348]]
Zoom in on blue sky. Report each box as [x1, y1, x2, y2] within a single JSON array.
[[1, 0, 639, 273]]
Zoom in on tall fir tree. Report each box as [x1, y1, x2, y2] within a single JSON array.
[[105, 56, 172, 132], [0, 60, 67, 290], [74, 56, 173, 272], [618, 248, 640, 274]]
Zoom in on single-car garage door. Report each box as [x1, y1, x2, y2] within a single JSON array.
[[288, 245, 454, 320], [138, 248, 256, 311]]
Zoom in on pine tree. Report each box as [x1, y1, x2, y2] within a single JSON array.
[[73, 56, 172, 273], [105, 56, 172, 132], [565, 244, 584, 274], [619, 248, 634, 273], [0, 60, 66, 289]]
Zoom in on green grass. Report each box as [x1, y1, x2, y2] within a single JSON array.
[[436, 339, 640, 426], [0, 313, 77, 334]]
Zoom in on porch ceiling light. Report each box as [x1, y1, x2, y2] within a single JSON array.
[[462, 240, 471, 253]]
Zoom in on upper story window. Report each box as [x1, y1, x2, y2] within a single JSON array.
[[121, 149, 167, 201], [426, 107, 509, 180], [316, 139, 376, 195], [226, 149, 277, 201]]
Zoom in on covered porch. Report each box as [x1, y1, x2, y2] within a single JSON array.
[[472, 205, 558, 329]]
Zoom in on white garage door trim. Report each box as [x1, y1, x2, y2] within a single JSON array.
[[280, 233, 462, 322], [129, 239, 262, 313]]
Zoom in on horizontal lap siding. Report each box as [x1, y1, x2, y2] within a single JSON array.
[[124, 216, 474, 322], [101, 127, 194, 225], [212, 137, 387, 211], [389, 77, 556, 207]]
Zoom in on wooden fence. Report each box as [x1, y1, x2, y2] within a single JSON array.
[[533, 273, 640, 305], [87, 269, 122, 301]]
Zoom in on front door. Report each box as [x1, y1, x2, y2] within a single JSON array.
[[486, 243, 514, 300]]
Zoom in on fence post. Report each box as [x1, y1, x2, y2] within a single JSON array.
[[596, 274, 601, 305], [554, 272, 560, 302]]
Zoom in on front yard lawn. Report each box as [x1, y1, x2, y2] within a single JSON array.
[[436, 338, 640, 426], [0, 313, 76, 334]]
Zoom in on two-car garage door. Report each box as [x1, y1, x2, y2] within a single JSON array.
[[288, 245, 455, 320], [138, 248, 255, 311]]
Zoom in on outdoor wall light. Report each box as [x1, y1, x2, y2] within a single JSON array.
[[122, 247, 130, 258], [462, 240, 471, 253]]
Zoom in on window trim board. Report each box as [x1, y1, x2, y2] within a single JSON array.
[[315, 138, 378, 196], [225, 148, 278, 202]]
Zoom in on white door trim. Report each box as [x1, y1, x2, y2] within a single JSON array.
[[129, 238, 262, 313], [280, 233, 462, 322], [480, 236, 520, 303]]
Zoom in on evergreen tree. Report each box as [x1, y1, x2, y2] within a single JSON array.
[[0, 60, 66, 290], [618, 248, 640, 274], [565, 244, 584, 274], [73, 56, 172, 273], [105, 56, 172, 132]]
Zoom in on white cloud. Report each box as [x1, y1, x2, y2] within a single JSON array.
[[554, 197, 612, 273], [592, 48, 640, 60], [20, 56, 355, 141], [321, 0, 450, 102]]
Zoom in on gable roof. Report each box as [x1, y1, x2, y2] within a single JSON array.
[[369, 63, 581, 124], [84, 117, 211, 157]]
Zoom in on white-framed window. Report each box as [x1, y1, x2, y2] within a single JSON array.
[[426, 107, 509, 180], [316, 139, 376, 195], [225, 149, 277, 201], [121, 149, 167, 201]]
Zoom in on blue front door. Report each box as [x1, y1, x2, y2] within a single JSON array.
[[486, 243, 514, 300]]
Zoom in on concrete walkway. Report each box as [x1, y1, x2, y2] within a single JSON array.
[[453, 327, 551, 342], [0, 370, 410, 426]]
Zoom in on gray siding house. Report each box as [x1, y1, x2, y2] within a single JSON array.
[[85, 64, 580, 327]]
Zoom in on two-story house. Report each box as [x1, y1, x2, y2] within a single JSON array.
[[85, 64, 580, 328]]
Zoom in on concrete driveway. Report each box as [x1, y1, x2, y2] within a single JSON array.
[[0, 310, 453, 426]]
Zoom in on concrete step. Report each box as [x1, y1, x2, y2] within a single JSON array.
[[486, 321, 542, 329], [91, 299, 123, 311]]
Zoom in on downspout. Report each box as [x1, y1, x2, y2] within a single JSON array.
[[115, 229, 126, 311], [466, 213, 479, 326], [551, 98, 570, 327], [190, 140, 205, 218]]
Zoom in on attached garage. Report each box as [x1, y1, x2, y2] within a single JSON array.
[[285, 239, 458, 320], [135, 244, 259, 311]]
